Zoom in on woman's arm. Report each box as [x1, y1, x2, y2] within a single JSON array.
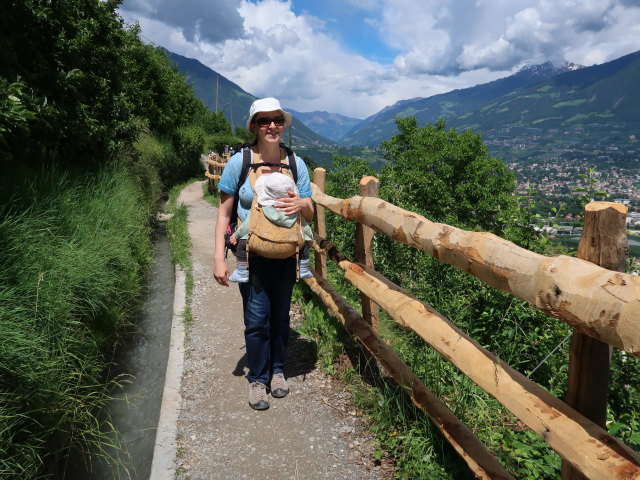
[[276, 156, 314, 220], [276, 192, 314, 221], [213, 192, 234, 286]]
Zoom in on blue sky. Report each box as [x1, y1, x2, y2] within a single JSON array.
[[287, 0, 400, 63], [118, 0, 640, 119]]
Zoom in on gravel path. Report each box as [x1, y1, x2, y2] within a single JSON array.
[[174, 180, 388, 480]]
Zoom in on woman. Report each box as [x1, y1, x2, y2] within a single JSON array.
[[213, 98, 314, 410]]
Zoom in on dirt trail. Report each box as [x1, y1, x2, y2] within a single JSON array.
[[173, 180, 386, 479]]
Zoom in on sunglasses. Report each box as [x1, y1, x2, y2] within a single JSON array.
[[253, 116, 286, 127]]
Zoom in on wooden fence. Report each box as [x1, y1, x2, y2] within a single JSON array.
[[204, 152, 230, 194], [307, 169, 639, 480], [206, 162, 640, 479]]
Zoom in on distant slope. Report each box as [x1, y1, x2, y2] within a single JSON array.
[[289, 109, 362, 142], [341, 62, 581, 146], [450, 50, 640, 166], [454, 51, 639, 131], [166, 50, 333, 146]]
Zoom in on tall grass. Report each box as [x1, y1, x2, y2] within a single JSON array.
[[0, 164, 157, 478]]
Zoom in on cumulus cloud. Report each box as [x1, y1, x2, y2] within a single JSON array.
[[376, 0, 640, 74], [120, 0, 244, 43], [118, 0, 640, 117]]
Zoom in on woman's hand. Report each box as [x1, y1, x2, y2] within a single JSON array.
[[229, 235, 238, 246], [276, 191, 314, 220], [213, 260, 230, 287], [214, 192, 234, 287]]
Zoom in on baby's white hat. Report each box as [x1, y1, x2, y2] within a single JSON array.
[[255, 172, 297, 206]]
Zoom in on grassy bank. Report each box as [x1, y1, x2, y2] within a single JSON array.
[[295, 257, 638, 479], [166, 180, 197, 329], [0, 163, 159, 478]]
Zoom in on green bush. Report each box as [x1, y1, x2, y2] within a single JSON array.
[[168, 125, 206, 185], [205, 132, 243, 155]]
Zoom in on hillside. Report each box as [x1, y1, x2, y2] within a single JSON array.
[[167, 51, 334, 147], [450, 50, 640, 167], [340, 61, 581, 146]]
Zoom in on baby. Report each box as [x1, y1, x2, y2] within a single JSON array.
[[229, 172, 313, 283]]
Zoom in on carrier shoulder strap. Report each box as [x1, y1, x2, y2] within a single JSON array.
[[281, 144, 298, 184], [229, 147, 252, 224]]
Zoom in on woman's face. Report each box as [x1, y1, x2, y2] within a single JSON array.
[[252, 110, 285, 146]]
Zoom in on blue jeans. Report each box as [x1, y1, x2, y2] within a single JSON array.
[[239, 256, 296, 385]]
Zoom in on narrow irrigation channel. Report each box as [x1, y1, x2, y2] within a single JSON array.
[[64, 228, 175, 479]]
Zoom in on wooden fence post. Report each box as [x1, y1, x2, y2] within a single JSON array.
[[561, 201, 628, 480], [313, 168, 327, 279], [355, 176, 379, 333]]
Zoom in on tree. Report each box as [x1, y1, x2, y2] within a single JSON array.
[[380, 117, 518, 234], [573, 166, 609, 208]]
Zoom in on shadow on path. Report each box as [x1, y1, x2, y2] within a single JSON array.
[[231, 329, 318, 380]]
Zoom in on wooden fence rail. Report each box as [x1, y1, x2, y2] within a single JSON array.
[[310, 235, 639, 479], [310, 183, 640, 357], [204, 152, 229, 193]]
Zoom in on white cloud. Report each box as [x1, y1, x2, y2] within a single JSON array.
[[375, 0, 640, 73], [118, 0, 640, 118], [120, 0, 245, 43]]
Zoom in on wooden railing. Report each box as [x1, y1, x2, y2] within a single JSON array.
[[307, 168, 640, 480], [204, 152, 230, 194]]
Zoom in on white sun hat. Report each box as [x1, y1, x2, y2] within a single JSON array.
[[246, 97, 293, 129], [254, 172, 298, 206]]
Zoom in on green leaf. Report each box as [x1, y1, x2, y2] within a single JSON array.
[[628, 432, 640, 445]]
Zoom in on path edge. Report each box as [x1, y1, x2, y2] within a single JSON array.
[[149, 264, 186, 479]]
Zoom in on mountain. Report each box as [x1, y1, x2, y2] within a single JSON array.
[[288, 110, 362, 142], [448, 50, 640, 167], [166, 50, 333, 146], [341, 61, 582, 146]]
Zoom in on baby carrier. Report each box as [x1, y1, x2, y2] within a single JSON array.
[[246, 167, 304, 259], [226, 144, 304, 259]]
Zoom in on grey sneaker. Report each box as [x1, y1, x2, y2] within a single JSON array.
[[248, 382, 269, 410], [270, 373, 289, 398]]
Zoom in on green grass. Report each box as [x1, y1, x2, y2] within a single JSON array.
[[166, 180, 197, 327], [552, 99, 588, 108], [202, 181, 220, 207], [0, 164, 157, 478]]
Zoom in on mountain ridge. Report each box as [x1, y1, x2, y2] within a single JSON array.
[[166, 50, 334, 146], [288, 109, 361, 142], [340, 60, 584, 145]]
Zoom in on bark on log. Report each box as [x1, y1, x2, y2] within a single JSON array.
[[310, 185, 640, 357], [304, 274, 515, 480], [207, 160, 227, 168], [577, 202, 628, 271], [312, 237, 640, 479]]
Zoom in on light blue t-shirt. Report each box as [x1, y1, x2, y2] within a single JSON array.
[[218, 149, 312, 223]]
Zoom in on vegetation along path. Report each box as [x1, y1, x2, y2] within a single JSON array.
[[170, 180, 388, 479]]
